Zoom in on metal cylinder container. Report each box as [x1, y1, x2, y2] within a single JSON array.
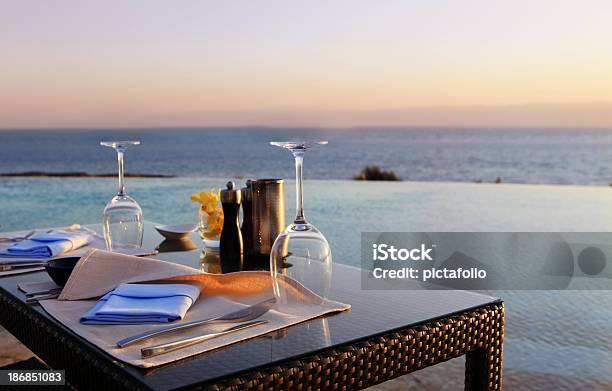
[[250, 179, 285, 255]]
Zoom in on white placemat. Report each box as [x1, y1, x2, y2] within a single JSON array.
[[22, 250, 349, 368]]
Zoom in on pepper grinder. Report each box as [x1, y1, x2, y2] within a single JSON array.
[[220, 181, 243, 273], [240, 179, 254, 255]]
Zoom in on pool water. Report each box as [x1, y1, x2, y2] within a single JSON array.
[[2, 177, 612, 389]]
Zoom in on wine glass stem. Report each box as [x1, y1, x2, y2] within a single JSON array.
[[117, 150, 126, 196], [293, 150, 306, 225]]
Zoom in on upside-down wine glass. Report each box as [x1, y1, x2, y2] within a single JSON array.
[[100, 141, 144, 251], [269, 141, 332, 311]]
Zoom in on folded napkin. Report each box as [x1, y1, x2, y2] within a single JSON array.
[[0, 228, 94, 259], [80, 283, 200, 325], [36, 249, 350, 368]]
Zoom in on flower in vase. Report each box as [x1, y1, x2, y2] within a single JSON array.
[[191, 190, 220, 214], [191, 188, 223, 240], [205, 211, 224, 238]]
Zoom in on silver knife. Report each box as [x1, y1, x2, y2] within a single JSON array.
[[25, 292, 60, 303], [25, 287, 63, 297], [141, 320, 268, 358], [1, 263, 45, 271], [117, 297, 276, 348]]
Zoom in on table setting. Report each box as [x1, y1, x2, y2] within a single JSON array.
[[0, 225, 157, 277], [16, 249, 349, 367], [1, 139, 352, 368], [0, 139, 503, 390], [0, 226, 93, 276]]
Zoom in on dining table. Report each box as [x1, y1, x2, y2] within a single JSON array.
[[0, 221, 504, 390]]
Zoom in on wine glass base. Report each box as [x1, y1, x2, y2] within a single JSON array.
[[270, 141, 328, 151], [291, 223, 311, 232], [100, 141, 141, 151]]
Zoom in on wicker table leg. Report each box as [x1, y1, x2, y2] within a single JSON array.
[[465, 306, 504, 391], [0, 290, 144, 391], [207, 303, 504, 391]]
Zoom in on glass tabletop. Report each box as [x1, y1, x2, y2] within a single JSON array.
[[0, 222, 500, 390]]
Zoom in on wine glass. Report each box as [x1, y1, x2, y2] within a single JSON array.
[[269, 141, 332, 311], [100, 141, 144, 251]]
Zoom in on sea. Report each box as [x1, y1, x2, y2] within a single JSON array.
[[1, 127, 612, 184], [2, 127, 612, 390]]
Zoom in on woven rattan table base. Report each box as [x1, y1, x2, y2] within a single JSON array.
[[1, 285, 503, 391], [205, 302, 504, 391]]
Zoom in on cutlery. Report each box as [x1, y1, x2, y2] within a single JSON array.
[[0, 262, 46, 271], [0, 266, 46, 276], [0, 260, 46, 267], [25, 292, 60, 304], [141, 320, 268, 358], [117, 297, 276, 348], [25, 287, 63, 297], [0, 229, 55, 243], [0, 230, 35, 243]]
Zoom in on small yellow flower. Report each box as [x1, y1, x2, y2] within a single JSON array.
[[191, 189, 221, 213], [190, 193, 201, 203], [192, 188, 223, 238], [207, 211, 223, 232], [202, 212, 223, 239]]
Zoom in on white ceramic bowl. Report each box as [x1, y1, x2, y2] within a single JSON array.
[[154, 224, 198, 240], [203, 238, 220, 248]]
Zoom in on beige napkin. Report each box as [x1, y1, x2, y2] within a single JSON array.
[[33, 249, 349, 368], [58, 249, 202, 300]]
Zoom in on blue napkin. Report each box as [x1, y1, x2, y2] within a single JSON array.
[[0, 229, 93, 259], [80, 283, 200, 325]]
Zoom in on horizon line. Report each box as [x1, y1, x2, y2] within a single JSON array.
[[3, 101, 612, 129]]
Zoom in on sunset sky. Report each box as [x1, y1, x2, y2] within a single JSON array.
[[1, 0, 612, 128]]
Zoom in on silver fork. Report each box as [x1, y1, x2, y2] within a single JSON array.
[[25, 292, 60, 304], [24, 286, 63, 304], [141, 320, 268, 358], [0, 229, 55, 243], [25, 287, 63, 298], [0, 230, 35, 243]]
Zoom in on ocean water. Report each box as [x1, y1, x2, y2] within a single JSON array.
[[2, 127, 612, 185]]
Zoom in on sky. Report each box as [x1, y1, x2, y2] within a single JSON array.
[[1, 0, 612, 128]]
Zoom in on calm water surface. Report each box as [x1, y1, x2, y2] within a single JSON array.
[[2, 127, 612, 185]]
